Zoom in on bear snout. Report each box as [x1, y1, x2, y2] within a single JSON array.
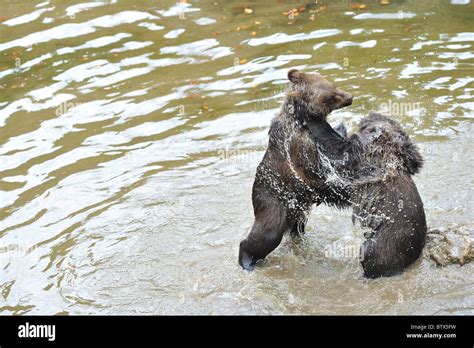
[[341, 93, 353, 107]]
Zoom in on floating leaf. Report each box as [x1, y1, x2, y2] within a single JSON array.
[[283, 8, 300, 16], [350, 4, 367, 10], [187, 93, 203, 99]]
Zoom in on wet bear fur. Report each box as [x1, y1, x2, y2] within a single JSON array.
[[238, 69, 353, 270], [306, 112, 427, 278]]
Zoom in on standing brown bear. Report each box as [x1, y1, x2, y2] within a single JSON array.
[[238, 69, 354, 270]]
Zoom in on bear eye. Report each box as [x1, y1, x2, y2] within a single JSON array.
[[325, 95, 337, 103]]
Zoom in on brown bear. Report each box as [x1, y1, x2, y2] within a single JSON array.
[[238, 69, 353, 270], [306, 112, 427, 278]]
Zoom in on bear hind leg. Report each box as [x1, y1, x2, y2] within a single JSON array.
[[360, 238, 403, 279], [239, 196, 290, 270]]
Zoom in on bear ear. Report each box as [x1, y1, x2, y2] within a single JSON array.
[[399, 138, 424, 174], [288, 69, 301, 83]]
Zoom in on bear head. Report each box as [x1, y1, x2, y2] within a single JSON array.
[[286, 69, 353, 122], [358, 112, 424, 175]]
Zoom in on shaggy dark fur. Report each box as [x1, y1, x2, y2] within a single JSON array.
[[306, 112, 427, 278], [238, 70, 353, 270]]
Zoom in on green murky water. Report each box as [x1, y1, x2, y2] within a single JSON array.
[[0, 0, 473, 314]]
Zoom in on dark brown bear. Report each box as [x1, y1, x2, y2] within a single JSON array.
[[306, 112, 427, 278], [238, 69, 353, 270]]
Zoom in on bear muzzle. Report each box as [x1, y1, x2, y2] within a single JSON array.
[[340, 93, 353, 107]]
